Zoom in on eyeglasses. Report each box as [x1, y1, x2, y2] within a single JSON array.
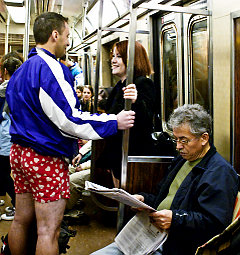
[[171, 137, 198, 145]]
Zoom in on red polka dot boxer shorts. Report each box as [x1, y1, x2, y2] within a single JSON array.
[[10, 144, 70, 203]]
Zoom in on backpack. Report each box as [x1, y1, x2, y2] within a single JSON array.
[[0, 220, 76, 255], [0, 235, 10, 255], [58, 220, 77, 254]]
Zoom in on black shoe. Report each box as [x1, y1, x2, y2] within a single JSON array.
[[76, 199, 85, 210], [64, 210, 90, 226]]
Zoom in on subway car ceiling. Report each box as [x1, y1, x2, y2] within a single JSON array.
[[0, 0, 138, 54], [0, 0, 209, 55]]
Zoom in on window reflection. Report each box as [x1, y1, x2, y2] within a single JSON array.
[[162, 25, 178, 122], [190, 19, 209, 111]]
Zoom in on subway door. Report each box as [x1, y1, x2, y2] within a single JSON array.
[[159, 13, 183, 130], [233, 17, 240, 173], [150, 12, 183, 156], [184, 14, 211, 113]]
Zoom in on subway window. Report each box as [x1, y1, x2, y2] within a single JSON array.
[[161, 24, 178, 123], [189, 18, 209, 111]]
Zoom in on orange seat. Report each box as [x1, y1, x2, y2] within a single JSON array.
[[232, 191, 240, 221]]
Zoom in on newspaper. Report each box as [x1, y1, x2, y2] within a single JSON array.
[[85, 181, 168, 255], [115, 211, 168, 255], [85, 181, 155, 211]]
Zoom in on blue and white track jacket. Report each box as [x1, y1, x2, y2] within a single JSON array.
[[6, 48, 117, 158]]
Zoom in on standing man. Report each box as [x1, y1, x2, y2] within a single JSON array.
[[6, 12, 136, 255], [91, 104, 239, 255]]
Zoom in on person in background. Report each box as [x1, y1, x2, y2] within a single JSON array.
[[91, 104, 239, 255], [0, 55, 22, 221], [76, 85, 83, 103], [96, 40, 156, 186], [80, 85, 94, 113], [6, 12, 135, 255], [97, 87, 112, 113], [0, 51, 23, 84], [60, 55, 84, 86], [64, 140, 92, 223]]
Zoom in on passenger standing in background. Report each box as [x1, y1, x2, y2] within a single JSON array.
[[96, 40, 156, 185], [80, 85, 94, 113], [0, 56, 22, 221], [6, 12, 135, 255]]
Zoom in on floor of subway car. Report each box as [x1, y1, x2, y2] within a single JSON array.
[[0, 194, 117, 255]]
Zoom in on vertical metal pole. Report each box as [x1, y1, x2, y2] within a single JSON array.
[[117, 0, 137, 231], [207, 0, 213, 117], [23, 0, 31, 61], [90, 0, 104, 218], [83, 51, 88, 85], [82, 0, 88, 39], [5, 13, 10, 55], [178, 13, 183, 106], [93, 0, 103, 113]]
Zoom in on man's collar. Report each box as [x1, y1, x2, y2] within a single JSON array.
[[36, 47, 57, 60], [172, 144, 217, 171]]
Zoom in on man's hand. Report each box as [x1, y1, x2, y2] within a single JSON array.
[[131, 194, 146, 212], [117, 110, 135, 130], [72, 153, 82, 166], [75, 165, 82, 172], [132, 194, 144, 202], [149, 209, 172, 230], [67, 60, 74, 67], [123, 84, 137, 104]]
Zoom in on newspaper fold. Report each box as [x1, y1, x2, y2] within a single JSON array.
[[115, 211, 168, 255], [85, 181, 168, 255], [85, 181, 155, 211]]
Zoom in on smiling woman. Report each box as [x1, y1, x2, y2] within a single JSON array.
[[96, 40, 157, 183], [111, 47, 127, 82]]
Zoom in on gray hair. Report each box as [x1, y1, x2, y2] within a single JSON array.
[[167, 104, 212, 136]]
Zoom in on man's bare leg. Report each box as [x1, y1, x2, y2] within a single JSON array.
[[35, 198, 66, 255], [8, 193, 35, 255]]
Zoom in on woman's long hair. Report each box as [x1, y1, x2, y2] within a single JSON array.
[[111, 40, 154, 77]]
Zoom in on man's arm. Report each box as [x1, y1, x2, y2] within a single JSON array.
[[38, 47, 135, 140]]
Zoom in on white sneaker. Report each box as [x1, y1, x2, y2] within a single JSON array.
[[1, 210, 15, 221], [0, 200, 5, 206]]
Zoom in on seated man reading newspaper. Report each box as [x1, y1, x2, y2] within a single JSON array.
[[91, 104, 239, 255]]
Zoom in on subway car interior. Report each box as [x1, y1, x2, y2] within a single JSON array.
[[1, 0, 240, 254]]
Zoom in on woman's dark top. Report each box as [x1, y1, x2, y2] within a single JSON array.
[[97, 76, 156, 179], [80, 99, 94, 113]]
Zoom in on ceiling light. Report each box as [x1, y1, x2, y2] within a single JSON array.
[[6, 5, 26, 23], [4, 0, 24, 7]]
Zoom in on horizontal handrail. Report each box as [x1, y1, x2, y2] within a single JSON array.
[[128, 156, 174, 163]]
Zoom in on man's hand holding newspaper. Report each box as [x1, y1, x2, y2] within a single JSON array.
[[85, 181, 168, 255]]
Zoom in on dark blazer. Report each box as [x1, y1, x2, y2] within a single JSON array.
[[141, 145, 239, 255]]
